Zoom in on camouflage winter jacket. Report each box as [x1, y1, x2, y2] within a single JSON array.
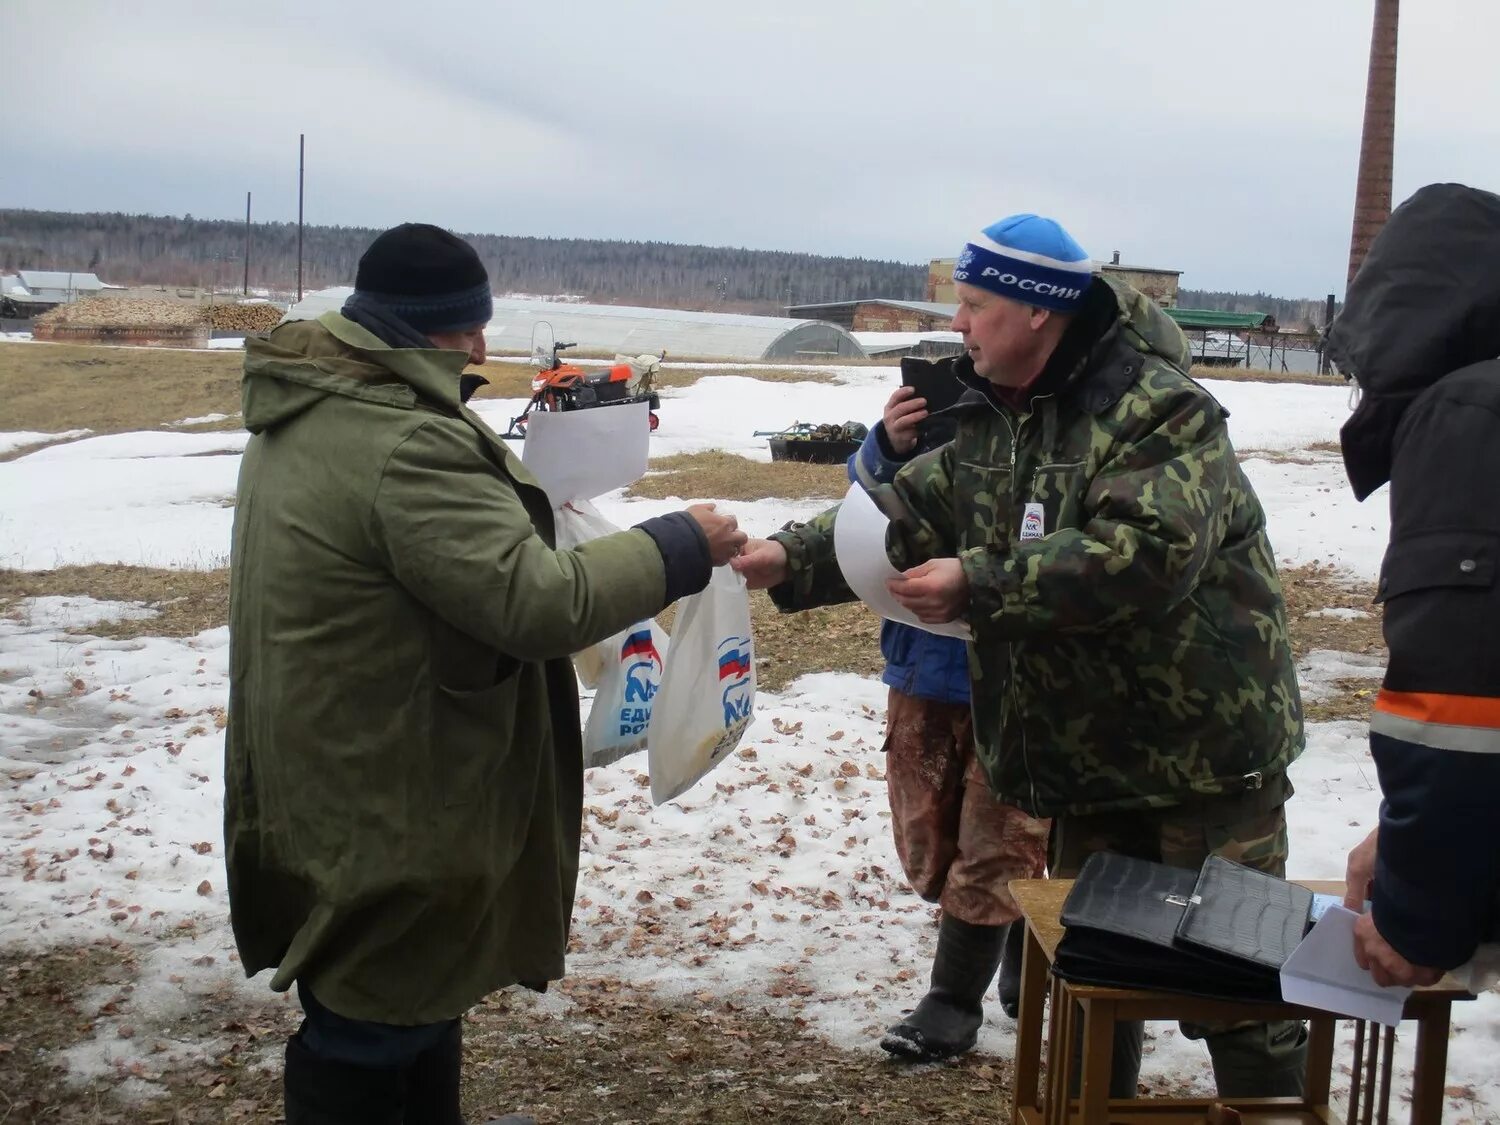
[[770, 278, 1304, 818]]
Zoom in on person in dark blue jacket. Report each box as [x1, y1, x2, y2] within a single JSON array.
[[1326, 182, 1500, 988], [850, 372, 1050, 1062]]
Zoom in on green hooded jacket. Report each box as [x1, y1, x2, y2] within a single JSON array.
[[771, 279, 1304, 818], [226, 312, 671, 1024]]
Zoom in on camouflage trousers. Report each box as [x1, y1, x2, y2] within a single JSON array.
[[1051, 779, 1308, 1099], [883, 689, 1050, 926]]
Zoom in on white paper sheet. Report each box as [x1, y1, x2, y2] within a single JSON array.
[[521, 401, 650, 506], [832, 483, 972, 641], [1309, 892, 1343, 924], [1279, 905, 1412, 1026]]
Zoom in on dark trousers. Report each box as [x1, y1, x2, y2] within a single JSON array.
[[285, 985, 465, 1124], [298, 984, 458, 1068]]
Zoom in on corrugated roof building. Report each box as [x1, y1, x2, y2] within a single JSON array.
[[1165, 308, 1274, 331], [16, 271, 105, 300], [286, 289, 866, 361], [785, 298, 956, 333]]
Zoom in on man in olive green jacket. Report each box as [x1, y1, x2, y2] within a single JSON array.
[[227, 224, 745, 1124], [734, 214, 1306, 1098]]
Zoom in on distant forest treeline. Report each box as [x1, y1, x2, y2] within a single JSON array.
[[0, 209, 926, 313], [0, 209, 1338, 322]]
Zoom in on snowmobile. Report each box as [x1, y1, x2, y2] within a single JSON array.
[[503, 322, 662, 439]]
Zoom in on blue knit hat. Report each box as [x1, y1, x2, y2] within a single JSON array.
[[952, 214, 1093, 313]]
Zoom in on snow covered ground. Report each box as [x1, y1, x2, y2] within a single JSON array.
[[1, 363, 1495, 1119]]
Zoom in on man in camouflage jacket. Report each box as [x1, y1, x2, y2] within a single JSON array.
[[734, 214, 1306, 1097]]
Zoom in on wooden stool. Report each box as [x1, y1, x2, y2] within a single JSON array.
[[1008, 879, 1473, 1125]]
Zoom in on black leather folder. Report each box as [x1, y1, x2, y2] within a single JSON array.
[[1053, 851, 1293, 1003], [1175, 853, 1314, 971]]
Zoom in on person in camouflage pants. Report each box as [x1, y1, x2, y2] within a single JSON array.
[[733, 214, 1307, 1098], [850, 383, 1051, 1062]]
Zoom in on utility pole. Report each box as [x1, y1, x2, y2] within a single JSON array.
[[1319, 293, 1338, 374], [297, 134, 306, 302], [243, 191, 252, 296], [1347, 0, 1399, 286]]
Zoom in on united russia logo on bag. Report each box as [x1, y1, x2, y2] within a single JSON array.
[[615, 628, 664, 736], [717, 636, 753, 728], [621, 629, 664, 704]]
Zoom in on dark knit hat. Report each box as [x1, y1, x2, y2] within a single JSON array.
[[351, 223, 492, 334]]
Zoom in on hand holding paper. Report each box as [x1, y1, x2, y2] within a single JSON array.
[[1352, 909, 1444, 988], [887, 558, 969, 624], [832, 483, 971, 640], [1280, 904, 1414, 1026]]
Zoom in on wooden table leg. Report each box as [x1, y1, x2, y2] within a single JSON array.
[[1011, 923, 1048, 1124], [1304, 1015, 1335, 1111], [1078, 997, 1115, 1125], [1362, 1020, 1379, 1125], [1046, 973, 1072, 1125], [1377, 1024, 1395, 1125], [1408, 1003, 1451, 1125], [1348, 1020, 1368, 1125]]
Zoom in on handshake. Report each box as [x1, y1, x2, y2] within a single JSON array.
[[679, 507, 793, 585]]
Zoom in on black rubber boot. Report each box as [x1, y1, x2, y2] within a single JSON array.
[[995, 921, 1023, 1019], [284, 1031, 406, 1125], [880, 915, 1005, 1062]]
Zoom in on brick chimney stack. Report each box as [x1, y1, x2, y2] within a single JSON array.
[[1347, 0, 1399, 287]]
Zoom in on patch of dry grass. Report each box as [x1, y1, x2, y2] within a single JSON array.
[[0, 565, 229, 638], [1192, 364, 1342, 387], [0, 943, 152, 1122], [459, 358, 549, 399], [1281, 562, 1382, 659], [1238, 440, 1343, 465], [750, 595, 885, 692], [626, 451, 849, 502], [0, 941, 297, 1123], [1281, 562, 1384, 722], [461, 975, 1013, 1124], [662, 365, 840, 386], [0, 948, 1011, 1124], [0, 342, 245, 458]]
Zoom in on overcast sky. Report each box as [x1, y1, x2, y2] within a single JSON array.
[[4, 0, 1497, 297]]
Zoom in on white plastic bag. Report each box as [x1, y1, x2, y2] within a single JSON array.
[[582, 620, 670, 768], [647, 566, 756, 804], [554, 500, 629, 689]]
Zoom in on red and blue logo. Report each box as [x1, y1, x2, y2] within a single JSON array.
[[622, 629, 664, 704], [718, 647, 751, 682], [717, 635, 753, 727]]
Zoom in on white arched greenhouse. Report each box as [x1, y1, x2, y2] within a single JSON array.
[[286, 290, 867, 362]]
